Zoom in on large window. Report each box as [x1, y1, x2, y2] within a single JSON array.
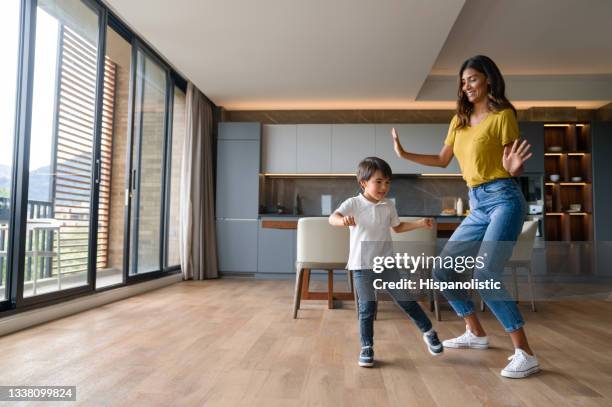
[[95, 26, 132, 289], [23, 0, 101, 298], [129, 50, 168, 276], [1, 0, 192, 314], [165, 87, 186, 268], [0, 0, 21, 302]]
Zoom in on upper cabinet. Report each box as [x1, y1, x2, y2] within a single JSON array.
[[297, 124, 332, 173], [375, 124, 460, 174], [262, 124, 297, 173], [331, 124, 376, 173], [259, 122, 542, 176]]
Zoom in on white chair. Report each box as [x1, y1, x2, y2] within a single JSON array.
[[379, 217, 439, 319], [292, 218, 351, 318], [480, 220, 538, 312]]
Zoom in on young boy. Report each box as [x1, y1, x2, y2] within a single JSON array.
[[329, 157, 442, 367]]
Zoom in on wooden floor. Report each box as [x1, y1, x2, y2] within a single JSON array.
[[1, 279, 612, 407]]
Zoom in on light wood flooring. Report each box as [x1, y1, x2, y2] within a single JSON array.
[[0, 278, 611, 407]]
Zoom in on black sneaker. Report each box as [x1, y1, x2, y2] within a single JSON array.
[[358, 346, 374, 367], [423, 330, 443, 355]]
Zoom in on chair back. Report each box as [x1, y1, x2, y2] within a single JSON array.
[[510, 220, 538, 262], [390, 217, 437, 257], [296, 218, 349, 265]]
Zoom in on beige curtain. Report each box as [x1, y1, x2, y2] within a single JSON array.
[[180, 82, 218, 280]]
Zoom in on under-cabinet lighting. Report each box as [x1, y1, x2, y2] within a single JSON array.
[[569, 212, 588, 216], [545, 153, 563, 156], [544, 124, 571, 127], [546, 212, 563, 216], [567, 153, 586, 156], [560, 182, 587, 186], [420, 173, 463, 177]]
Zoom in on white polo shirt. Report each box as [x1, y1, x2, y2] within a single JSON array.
[[335, 194, 401, 270]]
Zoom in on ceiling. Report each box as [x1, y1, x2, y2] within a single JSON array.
[[104, 0, 612, 110]]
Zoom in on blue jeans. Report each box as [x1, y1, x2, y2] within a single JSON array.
[[433, 178, 526, 333], [353, 269, 432, 347]]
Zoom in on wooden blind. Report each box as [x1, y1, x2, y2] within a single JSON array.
[[52, 25, 116, 275]]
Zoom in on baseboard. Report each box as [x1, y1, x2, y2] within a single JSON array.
[[0, 274, 183, 337]]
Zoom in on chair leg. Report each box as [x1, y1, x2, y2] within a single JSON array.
[[527, 264, 537, 312], [347, 270, 353, 293], [353, 271, 359, 319], [433, 289, 441, 321], [480, 300, 485, 312], [512, 265, 519, 304], [327, 270, 334, 309], [293, 268, 304, 319]]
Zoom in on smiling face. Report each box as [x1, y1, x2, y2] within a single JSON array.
[[360, 170, 390, 202], [461, 67, 489, 104]]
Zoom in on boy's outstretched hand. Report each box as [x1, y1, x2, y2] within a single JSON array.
[[342, 216, 356, 226], [420, 218, 433, 229]]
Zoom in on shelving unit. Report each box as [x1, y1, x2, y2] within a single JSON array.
[[543, 123, 593, 241]]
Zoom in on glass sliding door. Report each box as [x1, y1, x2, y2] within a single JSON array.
[[129, 48, 168, 275], [23, 0, 101, 297], [0, 0, 21, 302], [95, 26, 132, 289], [164, 86, 186, 269]]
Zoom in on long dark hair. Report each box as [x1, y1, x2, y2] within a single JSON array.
[[455, 55, 516, 129]]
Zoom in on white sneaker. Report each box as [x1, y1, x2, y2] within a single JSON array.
[[501, 348, 540, 378], [442, 326, 489, 349]]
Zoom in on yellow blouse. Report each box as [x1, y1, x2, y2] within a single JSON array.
[[444, 109, 519, 187]]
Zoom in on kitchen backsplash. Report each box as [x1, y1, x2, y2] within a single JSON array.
[[260, 176, 471, 216]]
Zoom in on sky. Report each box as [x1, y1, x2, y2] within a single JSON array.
[[1, 2, 60, 173]]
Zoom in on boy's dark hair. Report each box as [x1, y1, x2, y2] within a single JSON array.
[[356, 157, 392, 187]]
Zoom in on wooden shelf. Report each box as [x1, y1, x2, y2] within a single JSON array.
[[543, 123, 593, 241]]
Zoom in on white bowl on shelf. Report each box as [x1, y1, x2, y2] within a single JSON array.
[[571, 176, 583, 182], [548, 146, 563, 152], [549, 174, 560, 182]]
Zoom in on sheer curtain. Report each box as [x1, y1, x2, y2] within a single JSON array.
[[179, 83, 218, 280]]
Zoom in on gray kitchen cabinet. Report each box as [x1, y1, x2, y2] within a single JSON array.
[[216, 138, 261, 219], [297, 124, 332, 173], [331, 124, 376, 173], [216, 219, 259, 273], [257, 221, 297, 274], [592, 122, 612, 245], [519, 122, 544, 173], [218, 122, 261, 140], [375, 124, 460, 174], [262, 124, 297, 173]]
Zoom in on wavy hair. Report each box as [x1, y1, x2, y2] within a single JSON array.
[[455, 55, 516, 129]]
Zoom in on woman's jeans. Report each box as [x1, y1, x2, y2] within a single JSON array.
[[433, 178, 526, 332], [353, 269, 432, 347]]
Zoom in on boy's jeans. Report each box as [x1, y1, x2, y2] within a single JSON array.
[[433, 178, 526, 333], [353, 269, 432, 347]]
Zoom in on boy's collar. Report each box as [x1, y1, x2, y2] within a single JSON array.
[[359, 193, 387, 205]]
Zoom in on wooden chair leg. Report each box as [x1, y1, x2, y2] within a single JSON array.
[[327, 270, 334, 309], [293, 268, 304, 319], [301, 269, 311, 300], [527, 264, 537, 312]]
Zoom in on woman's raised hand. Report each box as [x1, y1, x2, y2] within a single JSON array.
[[391, 128, 405, 158], [503, 139, 533, 176]]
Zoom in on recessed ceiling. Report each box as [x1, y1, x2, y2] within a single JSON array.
[[104, 0, 612, 109]]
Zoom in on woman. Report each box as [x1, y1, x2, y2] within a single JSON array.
[[391, 55, 539, 379]]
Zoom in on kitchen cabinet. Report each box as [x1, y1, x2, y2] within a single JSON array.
[[519, 122, 544, 173], [216, 138, 260, 219], [218, 122, 261, 140], [257, 220, 297, 274], [375, 124, 460, 174], [331, 124, 375, 173], [216, 219, 258, 273], [262, 124, 297, 173], [297, 124, 332, 173]]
